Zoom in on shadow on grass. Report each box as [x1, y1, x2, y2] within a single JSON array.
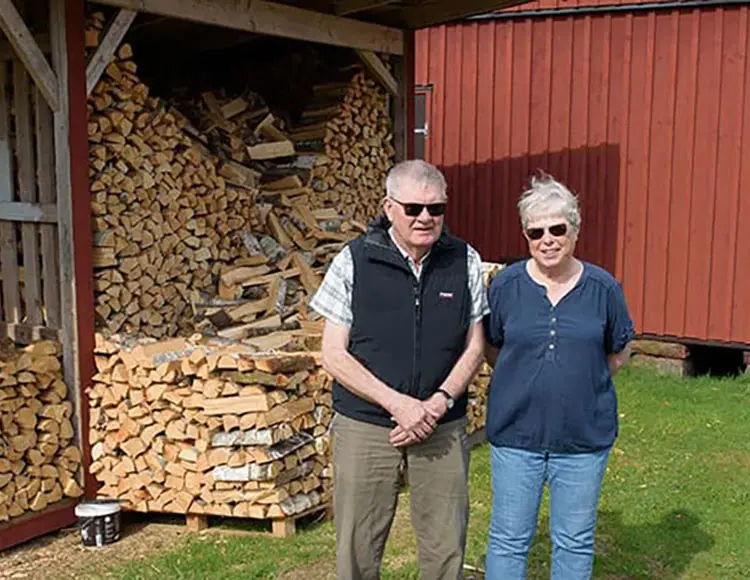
[[467, 509, 714, 579], [594, 509, 715, 578]]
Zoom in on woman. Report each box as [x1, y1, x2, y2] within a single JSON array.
[[483, 173, 634, 579]]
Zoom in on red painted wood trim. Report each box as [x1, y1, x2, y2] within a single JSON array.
[[0, 500, 77, 552], [65, 0, 97, 498]]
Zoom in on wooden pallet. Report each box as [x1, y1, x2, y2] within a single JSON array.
[[184, 502, 332, 538]]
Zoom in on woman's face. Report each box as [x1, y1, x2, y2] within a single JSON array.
[[524, 213, 578, 270]]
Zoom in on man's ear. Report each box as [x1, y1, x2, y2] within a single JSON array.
[[382, 196, 394, 220]]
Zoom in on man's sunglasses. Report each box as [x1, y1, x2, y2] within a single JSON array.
[[525, 223, 568, 240], [391, 199, 447, 217]]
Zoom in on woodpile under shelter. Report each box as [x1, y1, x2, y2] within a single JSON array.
[[0, 0, 523, 551]]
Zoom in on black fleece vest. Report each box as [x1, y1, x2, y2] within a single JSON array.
[[332, 219, 471, 427]]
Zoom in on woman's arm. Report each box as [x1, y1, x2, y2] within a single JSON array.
[[608, 343, 632, 377]]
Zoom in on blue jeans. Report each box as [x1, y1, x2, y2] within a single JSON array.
[[485, 445, 611, 580]]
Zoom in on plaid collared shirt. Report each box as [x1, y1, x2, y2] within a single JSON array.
[[309, 230, 490, 327]]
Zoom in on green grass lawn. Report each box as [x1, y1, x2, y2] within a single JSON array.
[[92, 366, 750, 579]]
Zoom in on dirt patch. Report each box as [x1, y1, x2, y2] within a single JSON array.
[[0, 515, 190, 580]]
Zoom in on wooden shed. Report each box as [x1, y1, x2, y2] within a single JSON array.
[[415, 0, 750, 349], [0, 0, 528, 552]]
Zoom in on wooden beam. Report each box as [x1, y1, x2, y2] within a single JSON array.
[[52, 0, 97, 499], [401, 0, 528, 28], [391, 31, 414, 161], [0, 61, 20, 324], [0, 499, 75, 551], [94, 0, 404, 55], [357, 50, 398, 97], [0, 201, 58, 223], [335, 0, 396, 16], [0, 0, 59, 110], [86, 8, 137, 96]]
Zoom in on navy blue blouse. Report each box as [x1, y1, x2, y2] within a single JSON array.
[[483, 260, 635, 453]]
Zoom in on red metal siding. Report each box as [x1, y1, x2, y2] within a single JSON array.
[[415, 4, 750, 345], [501, 0, 676, 12]]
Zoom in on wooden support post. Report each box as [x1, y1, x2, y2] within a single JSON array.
[[85, 9, 137, 96], [271, 518, 296, 538], [0, 0, 59, 111], [357, 50, 398, 97], [50, 0, 97, 498], [391, 30, 415, 161], [186, 514, 209, 532]]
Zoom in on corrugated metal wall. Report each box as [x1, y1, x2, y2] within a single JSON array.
[[415, 3, 750, 345]]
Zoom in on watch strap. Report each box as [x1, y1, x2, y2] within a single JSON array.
[[437, 388, 454, 406]]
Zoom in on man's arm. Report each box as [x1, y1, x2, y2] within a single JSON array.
[[390, 320, 486, 447], [431, 320, 485, 402], [321, 320, 437, 439]]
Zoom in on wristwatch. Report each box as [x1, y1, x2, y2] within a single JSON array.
[[436, 389, 455, 409]]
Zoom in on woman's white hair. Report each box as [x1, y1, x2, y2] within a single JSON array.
[[385, 160, 447, 201], [517, 172, 581, 232]]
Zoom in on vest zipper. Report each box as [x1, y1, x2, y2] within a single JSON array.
[[413, 278, 422, 397]]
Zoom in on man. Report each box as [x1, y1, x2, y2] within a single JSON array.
[[309, 159, 488, 580]]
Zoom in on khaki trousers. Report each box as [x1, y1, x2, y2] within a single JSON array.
[[332, 413, 470, 580]]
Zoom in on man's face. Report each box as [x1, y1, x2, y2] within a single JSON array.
[[383, 180, 446, 252]]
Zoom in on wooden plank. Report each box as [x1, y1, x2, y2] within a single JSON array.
[[0, 0, 59, 111], [0, 61, 19, 323], [0, 321, 63, 344], [0, 201, 58, 223], [13, 63, 42, 324], [85, 9, 137, 97], [0, 499, 76, 552], [357, 50, 398, 97], [247, 140, 295, 160], [35, 87, 61, 328], [95, 0, 404, 55]]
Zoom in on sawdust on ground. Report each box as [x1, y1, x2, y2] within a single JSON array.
[[0, 514, 190, 580]]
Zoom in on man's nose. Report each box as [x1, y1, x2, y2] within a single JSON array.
[[416, 207, 432, 220]]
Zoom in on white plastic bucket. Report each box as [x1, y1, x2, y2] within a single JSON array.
[[74, 500, 121, 547]]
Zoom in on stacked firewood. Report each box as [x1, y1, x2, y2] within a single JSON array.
[[464, 262, 507, 435], [0, 340, 84, 523], [87, 333, 332, 519], [86, 15, 391, 342], [87, 31, 261, 339], [466, 363, 491, 436], [298, 73, 395, 222]]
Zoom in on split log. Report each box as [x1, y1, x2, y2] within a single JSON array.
[[0, 339, 84, 523]]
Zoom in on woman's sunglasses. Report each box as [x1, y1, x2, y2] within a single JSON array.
[[525, 223, 568, 240], [391, 199, 447, 217]]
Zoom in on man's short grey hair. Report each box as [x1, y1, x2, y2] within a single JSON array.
[[518, 172, 581, 232], [385, 160, 447, 201]]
